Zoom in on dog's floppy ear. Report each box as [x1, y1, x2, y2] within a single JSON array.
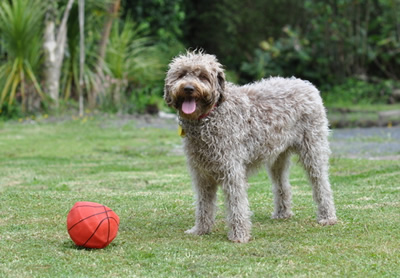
[[217, 71, 226, 104], [163, 84, 173, 107]]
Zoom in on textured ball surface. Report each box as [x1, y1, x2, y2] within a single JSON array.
[[67, 201, 120, 249]]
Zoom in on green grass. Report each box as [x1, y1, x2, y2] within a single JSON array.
[[326, 103, 400, 112], [1, 116, 399, 277], [326, 104, 400, 128]]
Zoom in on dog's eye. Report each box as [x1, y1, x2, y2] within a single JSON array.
[[178, 72, 187, 79], [199, 74, 209, 82]]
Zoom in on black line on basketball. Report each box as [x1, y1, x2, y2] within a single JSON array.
[[103, 205, 111, 243], [83, 217, 109, 248], [68, 210, 113, 231], [108, 217, 119, 226]]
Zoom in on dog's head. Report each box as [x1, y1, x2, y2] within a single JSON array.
[[164, 50, 226, 120]]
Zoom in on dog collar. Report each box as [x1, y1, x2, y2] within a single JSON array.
[[198, 104, 218, 120]]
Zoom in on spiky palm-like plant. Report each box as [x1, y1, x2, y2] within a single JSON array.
[[107, 18, 163, 84], [61, 0, 112, 109], [104, 17, 163, 110], [61, 3, 103, 107], [0, 0, 46, 112]]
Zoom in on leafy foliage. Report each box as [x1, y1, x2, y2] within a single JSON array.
[[1, 0, 399, 117], [240, 27, 311, 82], [61, 1, 108, 106], [0, 0, 46, 113], [323, 78, 400, 106], [103, 17, 164, 112], [122, 0, 185, 59], [183, 0, 306, 70], [123, 0, 185, 42], [237, 0, 400, 104], [240, 1, 400, 85]]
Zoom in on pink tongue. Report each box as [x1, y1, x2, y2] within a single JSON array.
[[182, 99, 196, 114]]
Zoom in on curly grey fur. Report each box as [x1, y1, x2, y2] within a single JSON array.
[[164, 51, 337, 243]]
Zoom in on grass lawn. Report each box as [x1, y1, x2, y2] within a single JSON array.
[[0, 115, 399, 277], [326, 104, 400, 128]]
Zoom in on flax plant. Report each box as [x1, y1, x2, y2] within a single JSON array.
[[0, 0, 46, 112]]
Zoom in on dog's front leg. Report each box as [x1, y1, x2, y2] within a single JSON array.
[[222, 170, 252, 243], [185, 171, 218, 236]]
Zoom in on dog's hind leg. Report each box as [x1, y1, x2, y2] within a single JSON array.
[[297, 134, 337, 225], [267, 150, 294, 219]]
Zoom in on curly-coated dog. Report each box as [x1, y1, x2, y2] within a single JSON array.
[[164, 51, 337, 243]]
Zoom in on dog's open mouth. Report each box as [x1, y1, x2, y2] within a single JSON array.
[[182, 98, 196, 114]]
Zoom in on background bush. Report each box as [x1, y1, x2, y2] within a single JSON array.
[[0, 0, 399, 118]]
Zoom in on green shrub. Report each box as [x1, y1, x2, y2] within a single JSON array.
[[128, 86, 165, 114], [240, 27, 312, 83], [322, 78, 399, 106], [240, 0, 400, 92], [0, 103, 22, 119]]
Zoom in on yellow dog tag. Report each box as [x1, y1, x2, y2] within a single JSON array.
[[178, 124, 186, 137]]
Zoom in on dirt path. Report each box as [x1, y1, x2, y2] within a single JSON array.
[[330, 126, 400, 160]]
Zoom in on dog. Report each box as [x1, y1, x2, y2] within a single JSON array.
[[164, 51, 337, 243]]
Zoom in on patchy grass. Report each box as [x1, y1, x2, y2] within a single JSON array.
[[326, 104, 400, 128], [326, 103, 400, 112], [0, 116, 399, 277]]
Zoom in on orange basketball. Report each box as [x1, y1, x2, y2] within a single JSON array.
[[67, 201, 120, 249]]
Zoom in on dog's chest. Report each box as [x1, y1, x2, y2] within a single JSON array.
[[181, 116, 291, 170], [181, 120, 262, 168], [182, 123, 232, 161]]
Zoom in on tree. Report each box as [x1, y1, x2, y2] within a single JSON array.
[[183, 0, 306, 71], [43, 0, 75, 109], [78, 0, 85, 116], [91, 0, 121, 109]]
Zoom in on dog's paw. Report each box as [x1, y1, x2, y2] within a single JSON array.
[[318, 217, 337, 226], [228, 233, 251, 243], [228, 229, 251, 243], [185, 226, 210, 236], [271, 211, 294, 219]]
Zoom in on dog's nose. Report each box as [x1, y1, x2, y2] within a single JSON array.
[[184, 85, 195, 94]]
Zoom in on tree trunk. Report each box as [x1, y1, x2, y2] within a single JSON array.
[[78, 0, 85, 117], [98, 0, 121, 62], [89, 0, 121, 108], [43, 20, 59, 107], [43, 0, 75, 110]]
